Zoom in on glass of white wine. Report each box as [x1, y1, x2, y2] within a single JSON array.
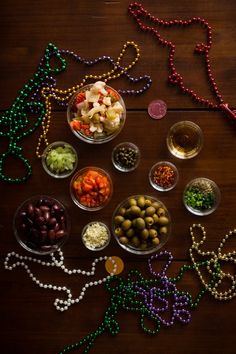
[[166, 121, 203, 159]]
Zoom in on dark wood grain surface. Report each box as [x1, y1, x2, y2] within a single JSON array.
[[1, 1, 236, 353]]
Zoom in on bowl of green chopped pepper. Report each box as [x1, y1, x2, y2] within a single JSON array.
[[183, 177, 221, 216], [42, 141, 78, 178]]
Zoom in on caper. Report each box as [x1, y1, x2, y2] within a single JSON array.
[[149, 229, 158, 238], [135, 217, 146, 230], [152, 237, 160, 246], [114, 215, 125, 225], [119, 236, 129, 245], [126, 228, 135, 238], [145, 206, 156, 216], [137, 196, 145, 208], [145, 216, 154, 227], [129, 205, 141, 217], [144, 199, 152, 208], [121, 219, 132, 230], [131, 236, 141, 247], [128, 198, 137, 207], [141, 228, 149, 240], [157, 207, 166, 217], [159, 226, 168, 235], [115, 227, 124, 237], [158, 216, 169, 225]]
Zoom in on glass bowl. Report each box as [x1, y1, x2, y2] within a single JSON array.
[[13, 195, 70, 255], [81, 221, 111, 251], [67, 81, 126, 144], [42, 141, 78, 178], [149, 161, 179, 192], [112, 195, 171, 255], [183, 177, 221, 215], [70, 166, 113, 211], [166, 121, 203, 159], [112, 142, 140, 172]]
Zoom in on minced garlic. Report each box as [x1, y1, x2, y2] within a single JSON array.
[[82, 222, 110, 250]]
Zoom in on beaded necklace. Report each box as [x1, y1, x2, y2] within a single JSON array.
[[128, 2, 236, 122], [0, 41, 152, 183], [5, 224, 236, 353]]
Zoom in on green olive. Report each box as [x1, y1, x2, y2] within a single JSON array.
[[135, 217, 146, 230], [126, 228, 135, 238], [141, 228, 149, 240], [140, 242, 148, 250], [149, 229, 158, 238], [137, 196, 145, 208], [152, 214, 159, 223], [127, 198, 137, 207], [114, 215, 125, 225], [118, 207, 126, 216], [121, 219, 132, 230], [152, 201, 161, 210], [129, 205, 141, 217], [145, 216, 154, 227], [115, 227, 124, 237], [157, 207, 166, 217], [158, 216, 169, 225], [152, 237, 160, 246], [119, 236, 129, 245], [159, 226, 168, 235], [132, 236, 141, 247], [140, 210, 146, 218], [145, 206, 156, 216], [144, 199, 152, 208]]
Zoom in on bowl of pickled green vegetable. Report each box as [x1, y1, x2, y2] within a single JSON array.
[[112, 195, 171, 255], [42, 141, 78, 178]]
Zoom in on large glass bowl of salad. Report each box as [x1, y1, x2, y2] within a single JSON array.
[[67, 81, 126, 144]]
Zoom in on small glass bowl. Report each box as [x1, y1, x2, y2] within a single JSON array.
[[67, 82, 126, 144], [70, 166, 113, 211], [42, 141, 78, 178], [149, 161, 179, 192], [112, 195, 171, 255], [81, 221, 111, 251], [167, 121, 203, 159], [112, 142, 140, 172], [183, 177, 221, 216], [13, 195, 70, 255]]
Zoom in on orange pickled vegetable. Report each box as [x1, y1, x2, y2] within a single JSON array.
[[73, 169, 111, 208]]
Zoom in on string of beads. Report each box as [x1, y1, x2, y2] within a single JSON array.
[[128, 2, 236, 122], [4, 250, 117, 312]]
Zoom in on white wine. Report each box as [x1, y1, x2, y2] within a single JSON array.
[[167, 121, 203, 159]]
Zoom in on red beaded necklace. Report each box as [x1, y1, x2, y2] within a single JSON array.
[[128, 2, 236, 122]]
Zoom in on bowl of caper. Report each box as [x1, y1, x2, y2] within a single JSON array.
[[112, 195, 171, 255]]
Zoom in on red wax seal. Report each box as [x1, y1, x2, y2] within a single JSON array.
[[148, 99, 167, 119]]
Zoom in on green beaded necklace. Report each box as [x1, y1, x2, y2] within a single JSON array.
[[0, 43, 66, 183]]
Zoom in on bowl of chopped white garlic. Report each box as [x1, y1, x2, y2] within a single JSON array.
[[81, 221, 111, 251], [67, 81, 126, 144]]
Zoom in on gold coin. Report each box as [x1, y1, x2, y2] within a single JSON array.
[[105, 256, 124, 275]]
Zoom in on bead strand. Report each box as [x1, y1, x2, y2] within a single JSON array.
[[4, 250, 117, 312], [128, 2, 236, 121]]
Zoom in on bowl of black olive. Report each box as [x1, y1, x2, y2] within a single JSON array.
[[13, 195, 70, 255], [112, 195, 171, 254]]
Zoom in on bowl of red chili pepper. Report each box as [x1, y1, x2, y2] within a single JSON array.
[[67, 81, 126, 144], [149, 161, 179, 192], [70, 166, 113, 211]]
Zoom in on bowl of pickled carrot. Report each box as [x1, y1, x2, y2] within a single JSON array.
[[70, 167, 113, 211]]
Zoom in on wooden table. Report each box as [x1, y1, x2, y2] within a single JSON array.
[[1, 1, 236, 353]]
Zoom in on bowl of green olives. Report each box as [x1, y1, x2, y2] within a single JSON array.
[[112, 195, 171, 254]]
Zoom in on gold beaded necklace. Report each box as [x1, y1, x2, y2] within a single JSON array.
[[36, 41, 140, 158]]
